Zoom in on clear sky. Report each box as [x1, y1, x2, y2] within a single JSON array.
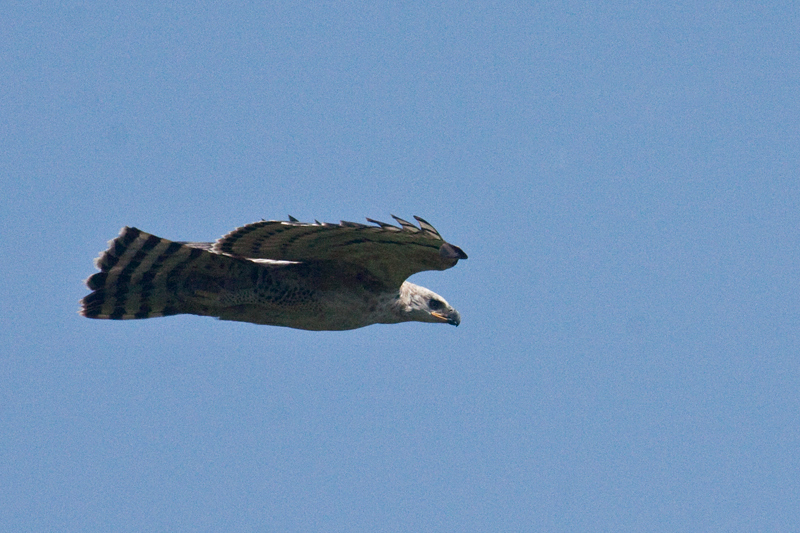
[[3, 2, 799, 531]]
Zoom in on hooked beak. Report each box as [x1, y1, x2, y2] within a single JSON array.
[[431, 309, 461, 326]]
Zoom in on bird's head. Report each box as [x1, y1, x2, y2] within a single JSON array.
[[393, 282, 461, 326]]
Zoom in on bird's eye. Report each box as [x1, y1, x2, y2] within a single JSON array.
[[428, 299, 444, 310]]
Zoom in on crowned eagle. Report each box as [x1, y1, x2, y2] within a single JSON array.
[[81, 216, 467, 331]]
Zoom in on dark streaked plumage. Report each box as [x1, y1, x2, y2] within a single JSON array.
[[81, 216, 467, 331]]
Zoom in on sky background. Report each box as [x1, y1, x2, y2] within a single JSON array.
[[3, 1, 800, 531]]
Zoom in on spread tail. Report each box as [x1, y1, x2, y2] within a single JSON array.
[[81, 227, 256, 320]]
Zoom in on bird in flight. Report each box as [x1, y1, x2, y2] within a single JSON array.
[[81, 216, 467, 331]]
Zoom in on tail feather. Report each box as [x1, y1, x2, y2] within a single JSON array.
[[81, 227, 248, 320]]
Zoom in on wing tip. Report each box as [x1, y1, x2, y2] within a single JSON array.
[[440, 242, 468, 260]]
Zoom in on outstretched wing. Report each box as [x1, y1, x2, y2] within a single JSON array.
[[212, 215, 467, 287]]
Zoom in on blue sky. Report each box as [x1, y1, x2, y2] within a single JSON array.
[[3, 1, 799, 531]]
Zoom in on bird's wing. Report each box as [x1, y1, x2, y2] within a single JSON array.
[[212, 216, 467, 288]]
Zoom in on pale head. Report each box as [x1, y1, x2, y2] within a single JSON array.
[[388, 281, 461, 326]]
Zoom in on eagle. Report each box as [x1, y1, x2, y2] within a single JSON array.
[[80, 216, 467, 331]]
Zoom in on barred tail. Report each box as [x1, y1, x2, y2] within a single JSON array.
[[80, 226, 254, 320]]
